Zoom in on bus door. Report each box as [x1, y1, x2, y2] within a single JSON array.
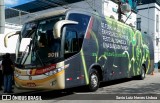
[[62, 26, 84, 88], [62, 13, 90, 88]]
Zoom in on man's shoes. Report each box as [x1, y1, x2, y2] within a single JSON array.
[[0, 87, 2, 90], [4, 91, 7, 93]]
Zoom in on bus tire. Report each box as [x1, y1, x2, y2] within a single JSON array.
[[88, 69, 100, 92], [138, 66, 146, 80]]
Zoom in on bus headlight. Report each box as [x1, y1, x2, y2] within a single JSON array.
[[14, 71, 20, 77], [45, 67, 64, 76], [15, 73, 20, 77], [57, 67, 62, 72]]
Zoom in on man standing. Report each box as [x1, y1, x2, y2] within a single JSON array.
[[2, 53, 14, 93], [0, 55, 4, 90]]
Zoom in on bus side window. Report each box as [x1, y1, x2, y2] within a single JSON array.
[[71, 38, 79, 52], [64, 30, 79, 58], [65, 40, 69, 52]]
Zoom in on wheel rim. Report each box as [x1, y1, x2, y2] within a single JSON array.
[[91, 73, 98, 88], [142, 69, 145, 78]]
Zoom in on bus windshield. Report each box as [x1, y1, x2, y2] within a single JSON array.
[[15, 15, 65, 68]]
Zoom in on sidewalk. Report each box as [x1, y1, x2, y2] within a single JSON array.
[[0, 85, 35, 95]]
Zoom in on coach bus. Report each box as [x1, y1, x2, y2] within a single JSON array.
[[5, 9, 154, 91]]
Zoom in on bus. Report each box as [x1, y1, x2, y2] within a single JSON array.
[[5, 9, 154, 91]]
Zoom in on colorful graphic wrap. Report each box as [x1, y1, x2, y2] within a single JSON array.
[[82, 15, 153, 80]]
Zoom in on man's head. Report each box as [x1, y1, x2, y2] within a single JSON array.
[[5, 53, 10, 58]]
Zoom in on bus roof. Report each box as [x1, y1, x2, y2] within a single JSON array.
[[26, 8, 98, 23], [26, 9, 68, 23], [26, 8, 136, 30]]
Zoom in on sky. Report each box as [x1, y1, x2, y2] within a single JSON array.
[[4, 0, 34, 7]]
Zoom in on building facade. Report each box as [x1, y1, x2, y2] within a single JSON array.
[[137, 0, 160, 63]]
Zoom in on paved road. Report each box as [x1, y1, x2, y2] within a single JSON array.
[[0, 73, 160, 103]]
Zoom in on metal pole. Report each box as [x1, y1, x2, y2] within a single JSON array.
[[125, 12, 132, 23], [0, 0, 5, 34], [148, 3, 149, 34], [118, 0, 122, 21], [19, 10, 22, 25]]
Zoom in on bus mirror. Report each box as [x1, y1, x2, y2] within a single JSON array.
[[4, 31, 20, 47], [15, 31, 21, 34], [53, 20, 78, 39]]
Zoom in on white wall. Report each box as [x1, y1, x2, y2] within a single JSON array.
[[4, 22, 22, 34], [154, 3, 160, 63], [137, 3, 156, 35], [137, 3, 160, 63]]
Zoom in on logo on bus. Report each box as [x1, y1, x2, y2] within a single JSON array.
[[26, 82, 36, 87], [29, 76, 32, 80], [51, 80, 57, 86]]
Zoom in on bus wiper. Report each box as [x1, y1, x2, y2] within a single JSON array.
[[31, 41, 45, 67], [20, 42, 45, 68], [19, 29, 36, 65]]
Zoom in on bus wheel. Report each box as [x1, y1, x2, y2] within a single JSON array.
[[88, 69, 100, 92]]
